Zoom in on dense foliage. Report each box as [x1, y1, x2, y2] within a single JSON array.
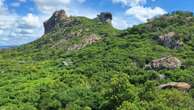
[[0, 11, 194, 110]]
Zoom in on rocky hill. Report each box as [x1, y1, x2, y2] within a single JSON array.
[[0, 10, 194, 110]]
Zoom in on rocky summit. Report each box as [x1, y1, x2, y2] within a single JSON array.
[[0, 11, 194, 110], [96, 12, 112, 23], [44, 10, 69, 34]]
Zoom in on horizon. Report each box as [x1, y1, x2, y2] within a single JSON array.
[[0, 0, 194, 46]]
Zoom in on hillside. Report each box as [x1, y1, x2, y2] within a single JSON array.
[[0, 10, 194, 110]]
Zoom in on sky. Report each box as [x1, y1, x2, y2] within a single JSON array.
[[0, 0, 194, 46]]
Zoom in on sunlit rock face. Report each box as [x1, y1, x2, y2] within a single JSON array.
[[159, 82, 191, 91], [145, 56, 182, 70]]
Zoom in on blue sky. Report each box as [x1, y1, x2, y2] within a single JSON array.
[[0, 0, 194, 46]]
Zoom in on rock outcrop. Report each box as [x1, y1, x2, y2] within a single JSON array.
[[43, 10, 69, 34], [68, 34, 101, 51], [158, 32, 183, 49], [159, 82, 191, 91], [44, 10, 112, 34], [96, 12, 112, 23], [145, 56, 182, 70]]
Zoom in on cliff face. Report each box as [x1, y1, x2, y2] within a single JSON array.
[[43, 10, 68, 34]]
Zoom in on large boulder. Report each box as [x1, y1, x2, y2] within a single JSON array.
[[159, 82, 191, 91], [43, 10, 69, 34], [158, 32, 183, 49], [96, 12, 112, 23], [146, 56, 182, 70]]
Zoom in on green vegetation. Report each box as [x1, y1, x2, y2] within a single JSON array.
[[0, 11, 194, 110]]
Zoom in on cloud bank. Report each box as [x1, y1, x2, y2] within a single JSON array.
[[112, 0, 146, 6], [112, 0, 166, 23], [0, 0, 42, 46], [126, 6, 167, 22]]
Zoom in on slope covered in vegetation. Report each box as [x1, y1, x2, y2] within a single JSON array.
[[0, 11, 194, 110]]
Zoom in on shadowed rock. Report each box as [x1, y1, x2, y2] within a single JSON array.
[[43, 10, 68, 34], [96, 12, 112, 23]]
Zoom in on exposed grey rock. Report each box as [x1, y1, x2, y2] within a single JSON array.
[[67, 34, 101, 51], [159, 82, 191, 91], [43, 10, 68, 34], [147, 56, 182, 70], [96, 12, 112, 23], [158, 32, 183, 49]]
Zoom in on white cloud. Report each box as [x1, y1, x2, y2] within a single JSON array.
[[34, 0, 86, 15], [0, 0, 3, 6], [0, 0, 43, 46], [112, 0, 166, 28], [22, 13, 42, 28], [0, 0, 8, 14], [69, 6, 97, 19], [0, 13, 43, 45], [126, 6, 167, 22], [112, 17, 132, 29], [34, 0, 71, 14], [112, 0, 146, 6], [112, 0, 157, 6]]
